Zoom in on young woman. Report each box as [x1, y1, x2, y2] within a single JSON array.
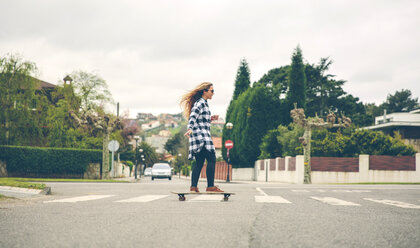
[[180, 82, 224, 193]]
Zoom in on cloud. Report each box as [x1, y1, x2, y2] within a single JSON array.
[[1, 0, 419, 118]]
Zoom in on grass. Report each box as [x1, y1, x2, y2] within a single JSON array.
[[0, 194, 11, 200], [0, 177, 128, 190], [0, 178, 46, 190]]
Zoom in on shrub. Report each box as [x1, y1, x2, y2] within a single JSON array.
[[0, 145, 102, 178]]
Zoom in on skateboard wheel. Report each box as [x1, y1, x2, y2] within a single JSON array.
[[223, 196, 229, 201], [179, 196, 186, 201]]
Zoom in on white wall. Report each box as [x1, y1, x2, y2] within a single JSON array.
[[249, 153, 420, 184]]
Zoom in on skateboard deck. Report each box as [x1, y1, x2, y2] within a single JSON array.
[[171, 191, 235, 201]]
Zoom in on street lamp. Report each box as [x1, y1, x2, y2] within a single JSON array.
[[134, 136, 140, 179], [226, 122, 233, 182], [63, 75, 73, 85], [178, 153, 182, 178], [139, 149, 144, 177]]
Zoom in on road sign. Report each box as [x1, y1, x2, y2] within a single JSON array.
[[108, 140, 119, 152], [224, 140, 234, 149]]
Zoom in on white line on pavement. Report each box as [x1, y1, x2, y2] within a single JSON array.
[[292, 190, 310, 192], [363, 198, 420, 209], [311, 197, 361, 206], [115, 195, 169, 203], [44, 195, 115, 203], [255, 195, 292, 203], [188, 195, 224, 202], [256, 187, 268, 196], [332, 190, 371, 193]]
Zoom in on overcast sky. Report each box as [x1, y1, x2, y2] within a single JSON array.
[[1, 0, 419, 118]]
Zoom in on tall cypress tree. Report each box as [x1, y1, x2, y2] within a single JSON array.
[[223, 58, 251, 162], [286, 46, 306, 109], [232, 58, 251, 100]]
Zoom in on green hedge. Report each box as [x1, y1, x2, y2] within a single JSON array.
[[0, 145, 102, 177]]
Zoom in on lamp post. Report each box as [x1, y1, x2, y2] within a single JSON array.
[[139, 151, 144, 177], [178, 153, 182, 178], [63, 75, 73, 85], [225, 122, 233, 182], [134, 136, 140, 179]]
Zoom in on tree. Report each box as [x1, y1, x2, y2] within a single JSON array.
[[232, 58, 251, 100], [0, 53, 38, 145], [224, 85, 282, 167], [70, 70, 113, 112], [138, 142, 158, 167], [305, 57, 345, 117], [381, 89, 419, 113], [259, 129, 282, 159], [286, 46, 306, 109]]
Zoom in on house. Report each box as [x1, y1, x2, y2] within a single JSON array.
[[164, 120, 179, 128], [141, 120, 161, 131], [159, 130, 172, 137], [364, 109, 420, 151], [212, 137, 222, 159], [145, 135, 169, 153], [137, 113, 156, 121]]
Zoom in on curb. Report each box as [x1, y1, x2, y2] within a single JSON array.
[[0, 185, 48, 195]]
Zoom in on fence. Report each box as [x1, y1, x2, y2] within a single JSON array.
[[200, 161, 232, 181], [252, 154, 420, 183]]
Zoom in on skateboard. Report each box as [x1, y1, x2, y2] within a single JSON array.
[[171, 191, 235, 201]]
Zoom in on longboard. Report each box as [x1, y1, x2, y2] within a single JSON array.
[[171, 191, 235, 201]]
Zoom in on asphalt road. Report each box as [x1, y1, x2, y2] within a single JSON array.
[[1, 178, 419, 248]]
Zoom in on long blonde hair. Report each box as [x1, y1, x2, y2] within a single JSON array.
[[180, 82, 213, 119]]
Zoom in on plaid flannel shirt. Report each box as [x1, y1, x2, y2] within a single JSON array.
[[187, 98, 215, 160]]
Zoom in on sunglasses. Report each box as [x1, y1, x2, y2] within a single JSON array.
[[205, 89, 214, 93]]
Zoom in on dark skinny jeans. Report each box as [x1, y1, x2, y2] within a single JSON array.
[[191, 147, 216, 188]]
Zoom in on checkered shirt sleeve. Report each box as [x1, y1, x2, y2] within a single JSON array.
[[187, 98, 215, 160]]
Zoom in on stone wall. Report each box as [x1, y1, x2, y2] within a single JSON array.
[[83, 163, 101, 179], [0, 160, 8, 177]]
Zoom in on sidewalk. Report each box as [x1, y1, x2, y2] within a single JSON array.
[[0, 185, 50, 198]]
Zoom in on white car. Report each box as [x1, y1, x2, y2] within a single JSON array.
[[151, 163, 172, 180], [144, 167, 152, 176]]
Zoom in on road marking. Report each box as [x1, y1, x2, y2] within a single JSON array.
[[44, 195, 115, 203], [188, 195, 224, 202], [332, 190, 371, 193], [255, 195, 291, 203], [115, 195, 169, 203], [311, 197, 360, 206], [364, 198, 420, 209], [256, 187, 268, 196], [292, 190, 310, 193]]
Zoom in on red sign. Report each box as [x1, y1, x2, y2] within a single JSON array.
[[224, 140, 234, 149]]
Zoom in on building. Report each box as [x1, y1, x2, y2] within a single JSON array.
[[141, 120, 161, 131], [159, 130, 172, 137], [364, 109, 420, 151], [145, 135, 169, 154], [212, 137, 222, 159]]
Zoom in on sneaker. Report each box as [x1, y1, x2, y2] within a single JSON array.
[[190, 186, 200, 193], [206, 186, 224, 193]]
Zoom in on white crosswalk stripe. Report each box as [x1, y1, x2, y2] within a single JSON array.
[[364, 198, 420, 209], [188, 195, 224, 202], [311, 196, 360, 206], [115, 195, 169, 203], [44, 195, 115, 203]]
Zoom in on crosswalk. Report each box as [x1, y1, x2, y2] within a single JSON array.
[[42, 189, 420, 210]]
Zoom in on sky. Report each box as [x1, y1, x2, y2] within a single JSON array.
[[1, 0, 419, 119]]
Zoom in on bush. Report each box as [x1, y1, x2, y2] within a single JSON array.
[[0, 145, 102, 177], [271, 127, 416, 157]]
